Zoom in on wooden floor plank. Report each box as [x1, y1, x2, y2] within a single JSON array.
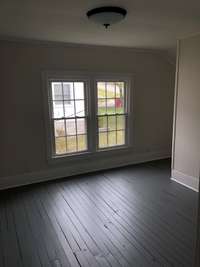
[[30, 188, 74, 267], [53, 184, 131, 267], [42, 185, 101, 267], [100, 174, 193, 248], [59, 185, 144, 266], [94, 175, 193, 261], [98, 176, 193, 266], [34, 187, 79, 267], [0, 195, 23, 267], [48, 184, 122, 267], [103, 171, 194, 241], [0, 159, 197, 267], [11, 192, 42, 267], [22, 191, 55, 267], [75, 178, 172, 266]]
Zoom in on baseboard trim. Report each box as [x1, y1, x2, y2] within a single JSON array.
[[171, 169, 199, 192], [0, 150, 171, 190]]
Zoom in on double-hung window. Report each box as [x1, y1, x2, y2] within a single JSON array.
[[97, 81, 127, 149], [50, 80, 88, 156], [45, 72, 131, 159]]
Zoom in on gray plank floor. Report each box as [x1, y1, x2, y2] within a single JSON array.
[[0, 159, 198, 267]]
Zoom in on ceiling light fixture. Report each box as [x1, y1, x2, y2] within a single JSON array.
[[87, 6, 127, 29]]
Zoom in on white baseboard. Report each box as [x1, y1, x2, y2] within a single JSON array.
[[0, 150, 171, 190], [171, 169, 199, 192]]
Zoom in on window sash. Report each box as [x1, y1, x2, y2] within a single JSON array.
[[96, 80, 128, 150], [49, 80, 89, 156]]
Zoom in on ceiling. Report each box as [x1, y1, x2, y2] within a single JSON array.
[[0, 0, 200, 54]]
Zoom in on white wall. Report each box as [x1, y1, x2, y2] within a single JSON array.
[[0, 40, 175, 189], [172, 34, 200, 192]]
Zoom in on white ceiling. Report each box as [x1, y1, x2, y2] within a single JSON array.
[[0, 0, 200, 53]]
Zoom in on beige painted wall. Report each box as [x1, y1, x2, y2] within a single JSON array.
[[172, 35, 200, 191], [0, 40, 175, 188]]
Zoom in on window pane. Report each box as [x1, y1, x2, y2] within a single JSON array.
[[117, 115, 125, 130], [117, 130, 125, 145], [98, 116, 107, 132], [97, 82, 106, 98], [99, 132, 108, 148], [116, 82, 124, 98], [108, 131, 116, 146], [77, 134, 87, 151], [74, 82, 84, 100], [77, 118, 86, 134], [116, 98, 124, 114], [98, 99, 106, 115], [75, 100, 85, 116], [107, 99, 115, 114], [64, 101, 75, 117], [55, 137, 66, 154], [63, 82, 73, 101], [54, 120, 65, 137], [108, 116, 116, 131], [52, 83, 62, 100], [52, 101, 64, 118], [65, 119, 76, 135], [67, 136, 77, 152], [106, 82, 115, 98]]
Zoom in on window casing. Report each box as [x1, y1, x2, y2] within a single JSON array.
[[44, 72, 132, 159]]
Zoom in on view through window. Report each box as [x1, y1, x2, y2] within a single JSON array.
[[97, 81, 126, 148], [51, 81, 87, 155]]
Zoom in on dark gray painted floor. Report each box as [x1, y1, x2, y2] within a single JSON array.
[[0, 159, 198, 267]]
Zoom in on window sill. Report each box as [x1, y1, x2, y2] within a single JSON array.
[[97, 144, 129, 153], [47, 145, 132, 165]]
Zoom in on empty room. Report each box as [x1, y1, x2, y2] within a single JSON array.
[[0, 1, 200, 267]]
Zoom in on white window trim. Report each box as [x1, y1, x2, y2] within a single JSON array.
[[94, 75, 132, 151], [42, 71, 134, 163]]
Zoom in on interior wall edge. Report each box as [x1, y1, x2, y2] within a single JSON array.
[[171, 169, 199, 192], [0, 37, 171, 57], [0, 149, 171, 191], [171, 40, 180, 170]]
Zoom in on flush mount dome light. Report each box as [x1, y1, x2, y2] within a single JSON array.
[[87, 6, 127, 28]]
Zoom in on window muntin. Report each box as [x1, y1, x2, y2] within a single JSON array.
[[46, 73, 130, 160], [51, 81, 87, 155], [97, 81, 127, 149]]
